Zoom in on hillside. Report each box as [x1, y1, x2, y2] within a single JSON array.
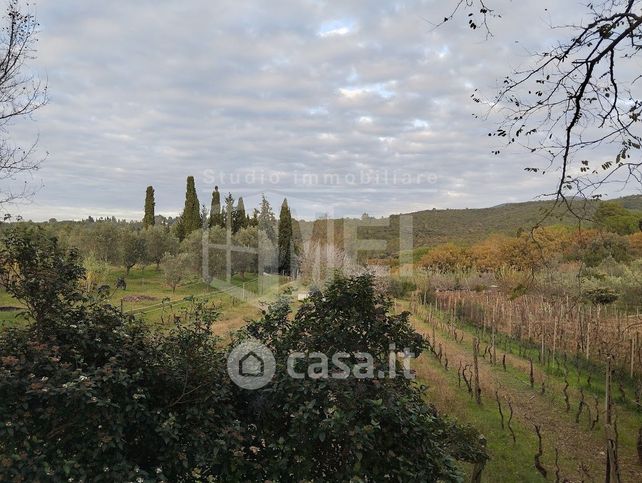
[[613, 194, 642, 211], [300, 195, 642, 253]]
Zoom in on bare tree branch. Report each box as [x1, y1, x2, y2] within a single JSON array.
[[440, 0, 642, 215], [0, 0, 47, 212]]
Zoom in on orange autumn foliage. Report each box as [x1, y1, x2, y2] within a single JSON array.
[[627, 232, 642, 258], [421, 226, 574, 272], [419, 243, 471, 271]]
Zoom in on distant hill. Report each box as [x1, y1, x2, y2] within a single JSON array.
[[612, 194, 642, 211], [299, 195, 642, 254]]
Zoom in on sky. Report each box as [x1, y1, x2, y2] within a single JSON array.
[[4, 0, 613, 221]]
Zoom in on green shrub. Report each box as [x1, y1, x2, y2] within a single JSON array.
[[240, 273, 487, 481], [0, 227, 486, 481], [0, 227, 245, 481], [581, 232, 630, 267], [387, 277, 417, 298], [583, 287, 619, 305]]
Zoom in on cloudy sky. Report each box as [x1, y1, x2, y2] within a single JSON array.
[[5, 0, 604, 221]]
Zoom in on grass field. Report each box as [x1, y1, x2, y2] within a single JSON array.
[[0, 266, 270, 334]]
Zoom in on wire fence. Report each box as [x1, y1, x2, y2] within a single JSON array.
[[122, 277, 259, 316]]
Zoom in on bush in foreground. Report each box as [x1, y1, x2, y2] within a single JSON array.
[[0, 226, 486, 481]]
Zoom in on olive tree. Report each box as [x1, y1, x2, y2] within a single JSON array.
[[161, 252, 191, 293], [143, 225, 179, 270], [118, 229, 146, 275]]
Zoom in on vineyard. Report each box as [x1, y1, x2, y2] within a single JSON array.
[[405, 290, 642, 481], [428, 291, 642, 380]]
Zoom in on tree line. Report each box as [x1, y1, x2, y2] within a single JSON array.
[[2, 176, 302, 293], [145, 175, 300, 278]]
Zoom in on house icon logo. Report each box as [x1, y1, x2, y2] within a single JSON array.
[[227, 339, 275, 389], [239, 351, 264, 377]]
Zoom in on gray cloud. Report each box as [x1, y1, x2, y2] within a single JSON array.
[[5, 0, 610, 221]]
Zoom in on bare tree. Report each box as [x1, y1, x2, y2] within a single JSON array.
[[438, 1, 642, 215], [297, 241, 359, 285], [0, 0, 46, 209]]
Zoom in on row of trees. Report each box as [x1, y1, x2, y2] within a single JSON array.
[[140, 176, 299, 276], [23, 182, 300, 289], [36, 223, 177, 276]]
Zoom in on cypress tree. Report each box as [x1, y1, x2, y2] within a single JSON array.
[[181, 176, 201, 236], [233, 197, 247, 233], [222, 193, 234, 229], [258, 195, 276, 243], [278, 198, 293, 275], [209, 186, 223, 228], [143, 186, 155, 228]]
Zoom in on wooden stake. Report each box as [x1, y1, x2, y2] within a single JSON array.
[[495, 390, 504, 430], [473, 337, 481, 405], [553, 313, 558, 361], [492, 325, 497, 365], [631, 337, 636, 379], [586, 319, 591, 360], [605, 356, 621, 483]]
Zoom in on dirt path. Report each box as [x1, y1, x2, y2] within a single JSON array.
[[411, 312, 642, 482]]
